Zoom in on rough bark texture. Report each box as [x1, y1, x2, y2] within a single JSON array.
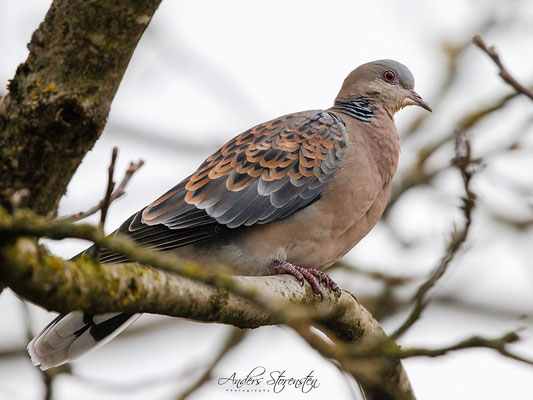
[[0, 0, 161, 216], [0, 238, 359, 330], [0, 237, 414, 400]]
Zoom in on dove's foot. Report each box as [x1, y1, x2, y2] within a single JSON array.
[[273, 260, 341, 297]]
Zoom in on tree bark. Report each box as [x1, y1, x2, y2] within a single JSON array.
[[0, 0, 161, 216]]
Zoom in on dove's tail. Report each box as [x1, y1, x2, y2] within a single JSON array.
[[27, 311, 140, 370]]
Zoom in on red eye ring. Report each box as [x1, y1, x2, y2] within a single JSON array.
[[383, 70, 396, 82]]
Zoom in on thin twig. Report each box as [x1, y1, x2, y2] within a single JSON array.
[[62, 157, 144, 222], [177, 327, 247, 400], [91, 147, 118, 259], [331, 262, 418, 320], [69, 361, 207, 393], [386, 92, 518, 214], [402, 16, 501, 139], [341, 329, 533, 366], [332, 261, 415, 287], [391, 131, 477, 340], [473, 35, 533, 101], [398, 331, 533, 365], [100, 147, 118, 228]]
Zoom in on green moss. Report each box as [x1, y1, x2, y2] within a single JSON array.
[[0, 0, 161, 215]]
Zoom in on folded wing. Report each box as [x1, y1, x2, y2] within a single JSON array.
[[98, 111, 347, 263]]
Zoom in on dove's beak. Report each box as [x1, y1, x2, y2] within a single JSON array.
[[405, 89, 432, 112]]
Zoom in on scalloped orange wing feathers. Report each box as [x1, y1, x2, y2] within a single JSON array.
[[98, 110, 347, 263]]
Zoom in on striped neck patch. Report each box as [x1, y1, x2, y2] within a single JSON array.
[[333, 97, 373, 123]]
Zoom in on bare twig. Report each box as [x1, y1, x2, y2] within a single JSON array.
[[386, 92, 518, 214], [332, 261, 415, 287], [474, 35, 533, 101], [107, 121, 219, 154], [62, 156, 144, 222], [331, 262, 418, 320], [402, 16, 501, 139], [177, 328, 247, 400], [338, 329, 533, 366], [397, 331, 533, 365], [91, 147, 118, 259], [434, 295, 532, 322], [100, 147, 118, 228], [69, 360, 206, 393], [391, 131, 477, 340]]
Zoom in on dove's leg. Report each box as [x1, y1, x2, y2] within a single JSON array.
[[272, 260, 340, 296]]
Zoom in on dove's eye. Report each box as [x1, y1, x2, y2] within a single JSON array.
[[383, 70, 396, 82]]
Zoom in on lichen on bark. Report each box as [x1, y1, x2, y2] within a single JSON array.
[[0, 0, 161, 216]]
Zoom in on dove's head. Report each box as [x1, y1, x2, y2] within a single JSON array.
[[336, 59, 431, 116]]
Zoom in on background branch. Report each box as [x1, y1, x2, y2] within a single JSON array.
[[474, 35, 533, 100], [392, 131, 477, 340], [177, 327, 247, 400]]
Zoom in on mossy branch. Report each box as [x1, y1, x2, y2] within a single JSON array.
[[0, 0, 161, 215], [0, 207, 414, 400]]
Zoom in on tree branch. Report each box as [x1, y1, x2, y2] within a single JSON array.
[[386, 91, 518, 214], [474, 35, 533, 101], [396, 331, 533, 365], [0, 0, 161, 215], [392, 131, 477, 340], [0, 207, 414, 400], [177, 327, 247, 400]]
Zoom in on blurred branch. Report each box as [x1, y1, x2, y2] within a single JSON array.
[[403, 16, 499, 139], [177, 327, 247, 400], [398, 331, 533, 365], [387, 91, 518, 213], [434, 295, 531, 322], [107, 121, 220, 154], [69, 360, 206, 393], [0, 346, 26, 359], [0, 316, 178, 360], [490, 213, 533, 231], [332, 261, 418, 320], [293, 322, 413, 400], [155, 32, 264, 122], [332, 261, 415, 287], [340, 330, 533, 366], [0, 207, 414, 400], [391, 131, 477, 340], [18, 300, 53, 400], [474, 35, 533, 101]]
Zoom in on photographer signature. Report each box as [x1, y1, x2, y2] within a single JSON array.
[[217, 366, 320, 394]]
